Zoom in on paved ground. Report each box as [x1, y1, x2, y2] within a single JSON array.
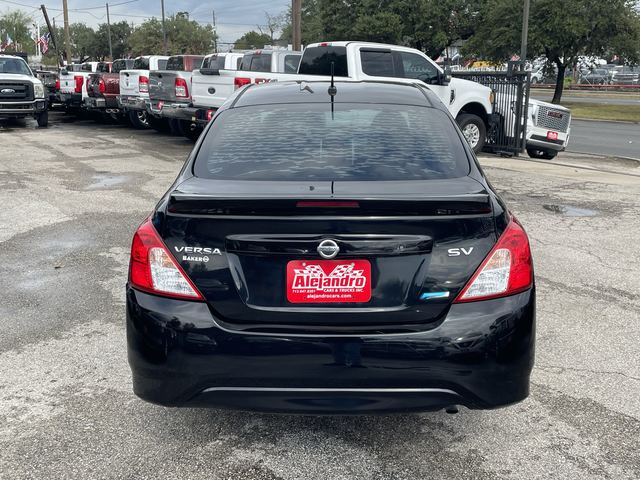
[[1, 113, 639, 479], [567, 119, 640, 159], [531, 90, 640, 106]]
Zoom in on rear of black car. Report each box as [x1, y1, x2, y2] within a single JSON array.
[[126, 81, 535, 414]]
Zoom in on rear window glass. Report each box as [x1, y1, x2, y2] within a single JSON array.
[[96, 63, 110, 73], [134, 57, 149, 69], [298, 46, 348, 76], [360, 50, 395, 76], [204, 55, 226, 70], [112, 60, 133, 73], [284, 54, 301, 73], [195, 104, 468, 181], [157, 59, 168, 70], [241, 53, 272, 72], [81, 63, 94, 72], [166, 57, 184, 71]]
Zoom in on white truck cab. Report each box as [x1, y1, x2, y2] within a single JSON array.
[[190, 42, 494, 152]]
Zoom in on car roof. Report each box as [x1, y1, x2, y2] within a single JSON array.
[[232, 80, 444, 110]]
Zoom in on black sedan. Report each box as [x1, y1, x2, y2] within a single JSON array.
[[126, 80, 535, 414]]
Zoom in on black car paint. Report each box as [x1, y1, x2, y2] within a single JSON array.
[[127, 81, 534, 413]]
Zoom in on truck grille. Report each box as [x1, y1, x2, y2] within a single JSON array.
[[535, 106, 570, 133], [0, 82, 33, 101]]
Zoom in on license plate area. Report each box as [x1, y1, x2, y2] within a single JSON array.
[[286, 260, 371, 304]]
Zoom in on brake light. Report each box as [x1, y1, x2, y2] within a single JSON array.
[[139, 75, 149, 93], [206, 109, 215, 121], [175, 77, 189, 98], [234, 77, 251, 89], [99, 78, 106, 94], [74, 75, 83, 93], [55, 79, 60, 91], [454, 218, 533, 303], [129, 218, 204, 300]]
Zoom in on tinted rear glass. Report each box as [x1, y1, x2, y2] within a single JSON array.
[[157, 59, 168, 70], [195, 104, 468, 181], [166, 56, 184, 71], [284, 54, 301, 73], [134, 57, 149, 69], [298, 46, 348, 76], [244, 53, 272, 72], [205, 55, 226, 69], [112, 60, 132, 73], [81, 63, 94, 72], [360, 50, 395, 76]]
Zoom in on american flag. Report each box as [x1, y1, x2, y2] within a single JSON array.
[[38, 33, 51, 54]]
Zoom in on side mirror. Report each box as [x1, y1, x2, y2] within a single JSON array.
[[439, 68, 452, 86]]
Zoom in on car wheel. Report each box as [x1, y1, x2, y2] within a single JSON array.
[[527, 147, 557, 160], [176, 120, 203, 142], [457, 113, 486, 153], [36, 110, 49, 128], [128, 110, 150, 129]]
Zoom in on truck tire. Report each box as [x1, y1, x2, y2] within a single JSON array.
[[456, 113, 486, 153], [37, 110, 49, 127], [176, 120, 203, 142], [148, 115, 170, 133], [128, 110, 150, 129], [527, 148, 557, 160]]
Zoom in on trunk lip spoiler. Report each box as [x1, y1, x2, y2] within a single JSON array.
[[169, 192, 491, 202]]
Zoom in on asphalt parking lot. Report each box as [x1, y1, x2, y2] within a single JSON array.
[[1, 113, 639, 479]]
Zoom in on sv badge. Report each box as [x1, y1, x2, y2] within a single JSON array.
[[448, 247, 474, 257]]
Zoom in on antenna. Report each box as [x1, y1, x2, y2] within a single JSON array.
[[328, 61, 337, 119]]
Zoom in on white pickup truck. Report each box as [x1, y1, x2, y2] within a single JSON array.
[[117, 55, 169, 128], [58, 61, 109, 110], [0, 54, 49, 127], [190, 42, 495, 152]]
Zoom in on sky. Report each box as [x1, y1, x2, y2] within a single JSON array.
[[0, 0, 290, 45]]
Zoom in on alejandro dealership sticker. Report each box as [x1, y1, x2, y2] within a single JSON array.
[[286, 260, 371, 303]]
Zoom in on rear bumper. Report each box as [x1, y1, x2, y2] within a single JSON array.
[[0, 99, 47, 116], [149, 100, 195, 120], [118, 95, 147, 111], [85, 96, 118, 110], [59, 92, 83, 107], [127, 287, 536, 413], [527, 125, 570, 152]]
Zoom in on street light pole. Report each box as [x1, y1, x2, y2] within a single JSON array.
[[160, 0, 167, 54], [520, 0, 530, 68]]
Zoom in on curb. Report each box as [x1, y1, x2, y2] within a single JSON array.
[[564, 150, 640, 164], [571, 117, 639, 125]]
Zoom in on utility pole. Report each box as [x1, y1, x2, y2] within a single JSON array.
[[62, 0, 72, 64], [42, 4, 62, 66], [212, 10, 217, 53], [520, 0, 530, 69], [292, 0, 301, 51], [160, 0, 167, 54], [106, 3, 113, 60]]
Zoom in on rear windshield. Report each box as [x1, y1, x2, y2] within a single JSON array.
[[134, 57, 149, 69], [96, 63, 110, 73], [166, 56, 184, 71], [298, 46, 348, 77], [284, 54, 301, 73], [240, 53, 272, 72], [204, 55, 226, 70], [157, 59, 168, 70], [81, 63, 94, 72], [112, 59, 133, 73], [195, 104, 468, 181]]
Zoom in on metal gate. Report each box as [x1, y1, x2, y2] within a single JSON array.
[[453, 63, 530, 155]]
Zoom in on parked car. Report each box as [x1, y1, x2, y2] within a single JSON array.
[[58, 61, 110, 110], [579, 68, 610, 85], [0, 54, 48, 126], [148, 54, 204, 136], [118, 55, 169, 129], [611, 65, 640, 85], [189, 42, 495, 153], [126, 80, 535, 414], [85, 58, 134, 116]]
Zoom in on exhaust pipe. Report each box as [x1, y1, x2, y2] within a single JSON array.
[[105, 109, 120, 114], [445, 405, 459, 414]]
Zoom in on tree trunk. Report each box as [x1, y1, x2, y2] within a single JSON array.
[[552, 61, 566, 104]]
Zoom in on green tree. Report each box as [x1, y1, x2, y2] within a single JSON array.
[[129, 15, 215, 56], [465, 0, 640, 102], [128, 18, 164, 56], [0, 10, 35, 54], [94, 21, 131, 60], [68, 23, 98, 62], [233, 31, 272, 49]]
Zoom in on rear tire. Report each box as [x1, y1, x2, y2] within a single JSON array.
[[527, 147, 558, 160], [456, 113, 486, 153], [36, 110, 48, 127], [176, 120, 203, 142], [148, 115, 171, 133], [128, 110, 150, 129]]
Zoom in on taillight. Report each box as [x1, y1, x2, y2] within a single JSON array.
[[454, 217, 533, 303], [74, 75, 83, 93], [234, 77, 251, 89], [175, 77, 189, 98], [55, 79, 60, 91], [206, 109, 215, 121], [129, 218, 204, 300], [139, 75, 149, 93], [99, 78, 106, 94]]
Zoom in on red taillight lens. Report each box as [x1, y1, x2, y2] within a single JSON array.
[[99, 78, 106, 94], [55, 79, 60, 91], [74, 75, 84, 93], [175, 77, 189, 98], [454, 217, 533, 303], [129, 218, 204, 300], [234, 77, 251, 89], [206, 109, 215, 121], [139, 75, 149, 93]]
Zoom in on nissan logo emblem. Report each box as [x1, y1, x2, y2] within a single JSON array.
[[317, 239, 340, 259]]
